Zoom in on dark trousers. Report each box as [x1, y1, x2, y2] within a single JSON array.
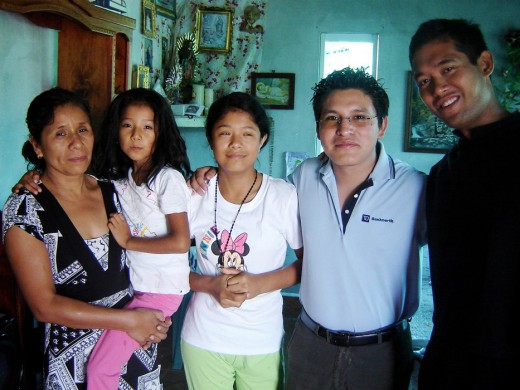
[[286, 318, 413, 390]]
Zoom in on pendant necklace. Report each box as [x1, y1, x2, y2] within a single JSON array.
[[213, 170, 258, 262]]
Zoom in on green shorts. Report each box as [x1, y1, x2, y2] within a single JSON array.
[[181, 340, 282, 390]]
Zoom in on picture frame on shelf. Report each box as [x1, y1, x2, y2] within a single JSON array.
[[195, 6, 234, 54], [134, 65, 150, 88], [404, 71, 457, 153], [156, 0, 176, 20], [251, 72, 295, 110], [142, 0, 156, 38]]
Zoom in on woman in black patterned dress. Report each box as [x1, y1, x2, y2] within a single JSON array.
[[2, 88, 170, 389]]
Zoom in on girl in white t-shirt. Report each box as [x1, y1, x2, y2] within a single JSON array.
[[85, 88, 192, 390], [181, 92, 303, 390]]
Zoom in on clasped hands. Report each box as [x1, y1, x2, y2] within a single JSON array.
[[214, 267, 261, 308]]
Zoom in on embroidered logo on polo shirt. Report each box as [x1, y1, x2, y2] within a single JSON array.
[[361, 214, 394, 223]]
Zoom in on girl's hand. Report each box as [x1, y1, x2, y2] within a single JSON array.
[[12, 170, 42, 195], [225, 272, 262, 300], [108, 213, 132, 249], [211, 269, 247, 308]]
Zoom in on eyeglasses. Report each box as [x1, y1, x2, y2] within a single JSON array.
[[316, 114, 378, 129]]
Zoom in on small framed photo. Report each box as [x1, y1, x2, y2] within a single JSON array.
[[404, 72, 457, 153], [142, 0, 156, 38], [144, 38, 153, 69], [134, 65, 150, 88], [195, 6, 234, 54], [155, 0, 176, 19], [251, 72, 295, 110]]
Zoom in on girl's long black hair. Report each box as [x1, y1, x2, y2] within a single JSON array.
[[93, 88, 191, 186]]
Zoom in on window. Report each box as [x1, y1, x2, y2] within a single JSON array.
[[320, 33, 379, 78]]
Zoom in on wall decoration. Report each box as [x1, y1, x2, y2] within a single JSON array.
[[174, 1, 267, 97], [134, 65, 150, 88], [142, 0, 156, 38], [144, 38, 153, 69], [404, 72, 457, 153], [156, 0, 176, 20], [240, 5, 263, 34], [251, 72, 295, 110], [195, 6, 234, 54]]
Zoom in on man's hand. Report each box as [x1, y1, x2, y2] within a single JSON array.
[[187, 166, 217, 195]]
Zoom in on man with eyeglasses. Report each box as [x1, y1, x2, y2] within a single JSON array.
[[285, 67, 426, 390], [188, 67, 426, 389]]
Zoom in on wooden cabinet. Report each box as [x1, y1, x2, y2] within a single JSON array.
[[0, 0, 136, 129]]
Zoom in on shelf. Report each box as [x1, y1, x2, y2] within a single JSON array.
[[175, 116, 206, 128]]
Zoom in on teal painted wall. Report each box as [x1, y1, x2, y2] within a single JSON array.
[[0, 11, 58, 206], [1, 0, 520, 206]]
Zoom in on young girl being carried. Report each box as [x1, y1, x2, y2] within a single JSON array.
[[85, 88, 192, 390]]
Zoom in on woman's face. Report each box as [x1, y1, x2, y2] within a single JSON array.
[[31, 103, 94, 177], [210, 109, 267, 174]]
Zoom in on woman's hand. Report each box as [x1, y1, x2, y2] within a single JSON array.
[[12, 170, 42, 195], [108, 213, 132, 249], [125, 308, 171, 348]]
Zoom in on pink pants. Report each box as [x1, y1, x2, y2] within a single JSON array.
[[86, 291, 183, 390]]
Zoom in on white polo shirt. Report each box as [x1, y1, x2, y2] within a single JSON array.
[[288, 143, 426, 332]]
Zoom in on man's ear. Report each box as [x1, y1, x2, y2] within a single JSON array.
[[478, 50, 494, 77], [377, 116, 389, 139]]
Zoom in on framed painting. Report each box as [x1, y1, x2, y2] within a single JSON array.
[[142, 0, 156, 38], [404, 71, 457, 153], [156, 0, 176, 19], [134, 65, 150, 88], [195, 6, 233, 54], [144, 38, 153, 69], [251, 72, 295, 110]]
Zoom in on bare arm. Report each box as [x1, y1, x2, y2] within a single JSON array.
[[226, 248, 303, 300], [187, 166, 217, 195], [109, 212, 191, 254], [5, 226, 169, 345], [188, 269, 247, 308]]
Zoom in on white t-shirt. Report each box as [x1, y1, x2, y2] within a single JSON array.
[[113, 167, 191, 294], [182, 173, 302, 355]]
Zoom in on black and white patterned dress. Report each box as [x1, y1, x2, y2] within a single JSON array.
[[2, 180, 161, 390]]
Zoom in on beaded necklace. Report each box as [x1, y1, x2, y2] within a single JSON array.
[[212, 170, 258, 254]]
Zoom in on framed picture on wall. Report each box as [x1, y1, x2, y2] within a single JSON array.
[[142, 0, 156, 38], [251, 72, 295, 110], [195, 6, 234, 53], [404, 72, 457, 153], [156, 0, 176, 19], [134, 65, 150, 88], [144, 38, 153, 69]]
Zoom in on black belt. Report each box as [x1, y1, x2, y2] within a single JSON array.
[[300, 309, 409, 347]]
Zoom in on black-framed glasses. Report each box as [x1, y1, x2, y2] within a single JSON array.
[[317, 114, 378, 129]]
